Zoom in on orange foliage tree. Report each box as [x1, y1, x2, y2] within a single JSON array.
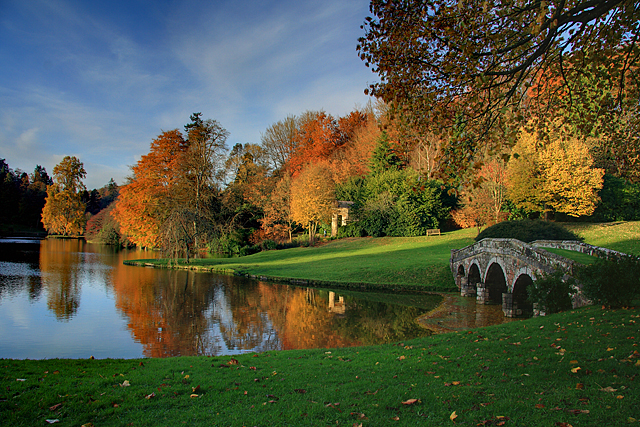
[[290, 163, 335, 244], [112, 130, 187, 248]]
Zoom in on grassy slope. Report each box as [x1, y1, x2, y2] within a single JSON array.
[[562, 221, 640, 255], [132, 228, 478, 291]]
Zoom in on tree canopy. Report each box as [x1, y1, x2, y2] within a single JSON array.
[[41, 156, 87, 236], [358, 0, 640, 176]]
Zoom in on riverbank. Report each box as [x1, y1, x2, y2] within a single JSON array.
[[2, 305, 638, 426], [126, 228, 479, 292]]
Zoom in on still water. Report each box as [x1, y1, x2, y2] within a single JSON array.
[[0, 238, 452, 359]]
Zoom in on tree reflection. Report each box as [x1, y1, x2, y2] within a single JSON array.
[[39, 239, 83, 320]]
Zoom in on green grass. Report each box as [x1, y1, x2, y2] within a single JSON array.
[[2, 306, 638, 426], [128, 229, 478, 291], [562, 221, 640, 255], [542, 248, 599, 265]]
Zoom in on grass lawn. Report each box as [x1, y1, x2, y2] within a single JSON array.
[[127, 228, 479, 291], [541, 248, 599, 265], [2, 305, 638, 426], [562, 221, 640, 256]]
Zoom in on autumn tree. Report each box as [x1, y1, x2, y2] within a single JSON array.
[[290, 163, 335, 244], [261, 115, 299, 171], [358, 0, 639, 178], [41, 156, 87, 236], [258, 174, 297, 243], [507, 126, 605, 217], [181, 112, 229, 214], [452, 160, 508, 232], [112, 130, 187, 248]]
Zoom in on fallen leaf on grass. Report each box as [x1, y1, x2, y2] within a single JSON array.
[[190, 394, 199, 398], [294, 389, 307, 394], [392, 416, 400, 421], [81, 423, 95, 427], [600, 386, 617, 392], [567, 409, 589, 415], [576, 383, 584, 390], [570, 367, 581, 374], [402, 398, 419, 405], [45, 420, 60, 424], [228, 359, 239, 365], [49, 403, 63, 411], [120, 380, 130, 387], [555, 423, 573, 427], [192, 385, 200, 394], [145, 392, 155, 399], [450, 411, 458, 422], [535, 404, 545, 409]]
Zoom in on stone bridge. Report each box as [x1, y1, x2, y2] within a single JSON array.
[[450, 239, 623, 318]]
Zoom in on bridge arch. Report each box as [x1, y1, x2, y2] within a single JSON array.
[[512, 273, 534, 317], [468, 262, 481, 286], [484, 262, 507, 304]]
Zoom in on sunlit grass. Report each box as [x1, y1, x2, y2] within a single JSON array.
[[562, 221, 640, 255], [137, 229, 478, 290]]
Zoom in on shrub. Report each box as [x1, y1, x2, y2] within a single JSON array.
[[527, 271, 576, 314], [475, 219, 580, 242], [576, 255, 640, 308]]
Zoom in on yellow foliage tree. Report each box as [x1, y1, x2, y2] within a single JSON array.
[[290, 163, 335, 244], [41, 156, 86, 236], [507, 127, 604, 217]]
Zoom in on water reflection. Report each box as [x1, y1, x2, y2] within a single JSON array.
[[0, 239, 442, 359]]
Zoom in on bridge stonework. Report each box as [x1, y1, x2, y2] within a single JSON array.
[[450, 239, 578, 317]]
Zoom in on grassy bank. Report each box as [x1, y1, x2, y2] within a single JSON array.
[[2, 305, 638, 426], [127, 228, 478, 292], [127, 221, 640, 292]]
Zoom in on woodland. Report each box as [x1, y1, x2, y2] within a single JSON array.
[[1, 0, 639, 260]]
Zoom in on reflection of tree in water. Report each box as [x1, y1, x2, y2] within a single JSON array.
[[0, 240, 43, 301], [112, 267, 217, 357], [210, 277, 281, 353], [39, 239, 83, 320], [110, 266, 435, 357], [331, 299, 432, 345]]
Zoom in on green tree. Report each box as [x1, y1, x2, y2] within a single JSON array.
[[354, 169, 448, 237], [41, 156, 87, 236], [369, 131, 402, 175]]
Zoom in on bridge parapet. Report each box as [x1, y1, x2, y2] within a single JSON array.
[[531, 240, 627, 261], [451, 238, 576, 277]]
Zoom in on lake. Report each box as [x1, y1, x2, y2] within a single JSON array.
[[0, 238, 458, 359]]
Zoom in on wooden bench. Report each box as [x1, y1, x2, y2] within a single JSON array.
[[426, 229, 441, 236]]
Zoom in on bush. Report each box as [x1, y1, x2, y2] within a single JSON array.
[[576, 255, 640, 308], [591, 174, 640, 222], [475, 219, 581, 243], [527, 271, 576, 314], [337, 223, 365, 238]]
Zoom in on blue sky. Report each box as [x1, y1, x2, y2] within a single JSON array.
[[0, 0, 375, 189]]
